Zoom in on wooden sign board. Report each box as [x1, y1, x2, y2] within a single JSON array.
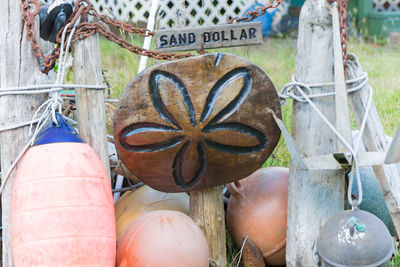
[[154, 22, 263, 52], [113, 53, 281, 192]]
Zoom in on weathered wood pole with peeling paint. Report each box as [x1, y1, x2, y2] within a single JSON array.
[[0, 1, 51, 265], [72, 33, 110, 178], [286, 0, 345, 265], [347, 56, 400, 234]]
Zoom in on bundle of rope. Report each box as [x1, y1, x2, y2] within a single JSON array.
[[276, 55, 372, 209], [0, 14, 104, 194]]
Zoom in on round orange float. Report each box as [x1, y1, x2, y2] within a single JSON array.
[[226, 167, 289, 266], [11, 114, 116, 266], [117, 210, 209, 267], [115, 185, 190, 242]]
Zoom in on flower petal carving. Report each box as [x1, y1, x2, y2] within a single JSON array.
[[172, 141, 206, 190], [200, 67, 252, 124], [202, 123, 268, 154], [119, 123, 184, 152], [114, 54, 281, 193], [149, 70, 196, 128]]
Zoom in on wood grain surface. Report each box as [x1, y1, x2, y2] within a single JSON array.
[[114, 53, 281, 192], [154, 22, 263, 52], [242, 238, 266, 267], [73, 33, 110, 178], [286, 0, 345, 265], [0, 7, 51, 266], [190, 186, 226, 266]]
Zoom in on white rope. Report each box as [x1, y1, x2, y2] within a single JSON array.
[[292, 71, 368, 88], [62, 96, 119, 103], [0, 18, 104, 133], [0, 17, 82, 194], [0, 84, 105, 94], [104, 98, 119, 103], [62, 115, 78, 125], [0, 85, 105, 97], [0, 119, 40, 133], [280, 75, 373, 208], [278, 72, 368, 103]]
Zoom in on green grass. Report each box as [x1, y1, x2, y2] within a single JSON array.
[[347, 39, 400, 136], [389, 241, 400, 267], [100, 36, 400, 169]]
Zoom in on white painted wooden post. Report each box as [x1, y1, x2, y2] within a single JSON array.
[[0, 1, 51, 265], [72, 34, 110, 178], [138, 0, 159, 72], [286, 0, 345, 265]]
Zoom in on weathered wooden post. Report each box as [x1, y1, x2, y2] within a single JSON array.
[[190, 186, 226, 266], [72, 33, 110, 177], [347, 56, 400, 233], [0, 1, 51, 265], [286, 0, 345, 265], [386, 125, 400, 164]]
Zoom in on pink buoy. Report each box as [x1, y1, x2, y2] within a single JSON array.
[[11, 114, 116, 266], [115, 185, 190, 243], [117, 210, 209, 267]]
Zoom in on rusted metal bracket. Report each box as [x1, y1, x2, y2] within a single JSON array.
[[333, 152, 353, 169]]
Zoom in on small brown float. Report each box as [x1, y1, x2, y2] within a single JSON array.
[[226, 167, 288, 266]]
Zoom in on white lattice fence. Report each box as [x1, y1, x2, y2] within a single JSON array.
[[374, 0, 400, 11], [43, 0, 287, 29], [158, 0, 253, 28]]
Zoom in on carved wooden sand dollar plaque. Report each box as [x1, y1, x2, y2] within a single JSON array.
[[114, 53, 281, 192]]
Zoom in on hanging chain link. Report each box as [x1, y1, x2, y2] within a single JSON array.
[[21, 0, 194, 73], [228, 0, 285, 23], [328, 0, 350, 67], [21, 0, 283, 74]]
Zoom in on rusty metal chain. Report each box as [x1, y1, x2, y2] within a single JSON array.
[[21, 0, 48, 69], [328, 0, 350, 67], [22, 0, 282, 74], [228, 0, 285, 23], [22, 0, 193, 73]]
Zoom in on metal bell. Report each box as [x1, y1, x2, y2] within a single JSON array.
[[317, 209, 394, 267]]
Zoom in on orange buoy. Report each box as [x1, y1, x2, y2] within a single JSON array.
[[117, 210, 209, 267], [226, 167, 288, 266], [11, 114, 116, 266], [115, 185, 190, 242]]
